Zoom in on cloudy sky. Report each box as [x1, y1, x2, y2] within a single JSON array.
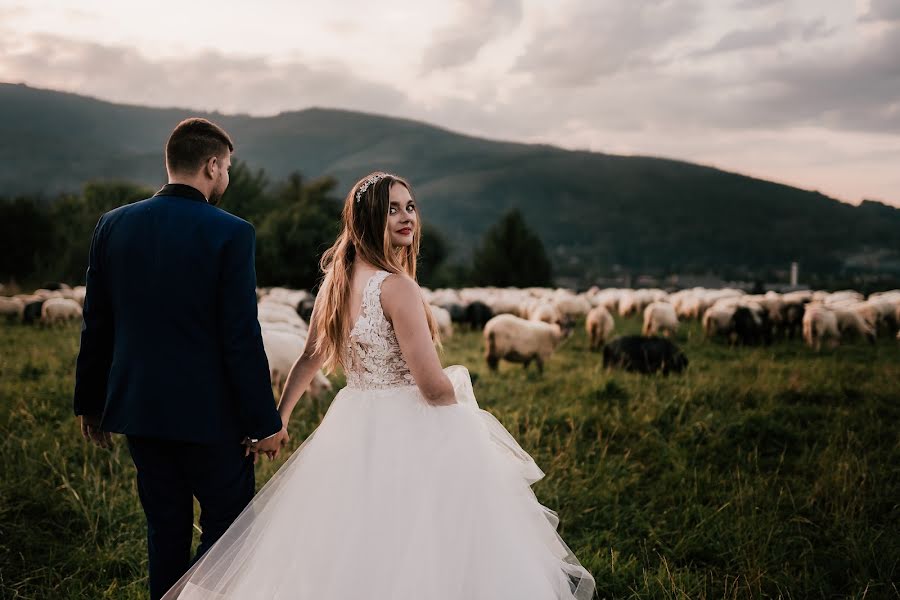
[[1, 0, 898, 206]]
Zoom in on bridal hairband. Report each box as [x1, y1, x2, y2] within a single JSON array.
[[355, 172, 395, 203]]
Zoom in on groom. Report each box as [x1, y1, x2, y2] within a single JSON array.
[[73, 117, 289, 599]]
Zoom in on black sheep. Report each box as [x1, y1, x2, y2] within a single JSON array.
[[23, 300, 45, 325], [602, 335, 688, 375], [732, 306, 773, 346], [778, 301, 806, 340], [464, 301, 493, 330]]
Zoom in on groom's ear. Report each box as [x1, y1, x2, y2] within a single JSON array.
[[204, 155, 219, 179]]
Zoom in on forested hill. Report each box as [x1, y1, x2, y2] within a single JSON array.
[[2, 82, 898, 279]]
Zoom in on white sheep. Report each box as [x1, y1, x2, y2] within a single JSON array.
[[676, 295, 704, 320], [585, 305, 615, 351], [802, 305, 840, 351], [856, 300, 896, 335], [617, 291, 639, 317], [528, 301, 563, 326], [40, 297, 83, 325], [0, 297, 24, 322], [702, 305, 735, 340], [429, 305, 453, 339], [260, 328, 331, 399], [257, 302, 307, 330], [551, 291, 592, 319], [483, 314, 567, 373], [261, 288, 313, 310], [833, 308, 876, 344], [896, 303, 900, 335], [642, 301, 679, 337], [72, 286, 87, 307]]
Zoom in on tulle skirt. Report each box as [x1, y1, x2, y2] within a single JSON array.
[[163, 366, 595, 599]]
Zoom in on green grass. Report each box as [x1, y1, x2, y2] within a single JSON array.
[[1, 318, 898, 599]]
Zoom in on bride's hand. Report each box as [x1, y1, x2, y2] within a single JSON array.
[[430, 398, 458, 407], [255, 426, 290, 460]]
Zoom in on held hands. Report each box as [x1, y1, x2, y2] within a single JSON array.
[[79, 414, 113, 449], [242, 426, 290, 463]]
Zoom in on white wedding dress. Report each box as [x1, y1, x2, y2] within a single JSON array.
[[164, 270, 595, 599]]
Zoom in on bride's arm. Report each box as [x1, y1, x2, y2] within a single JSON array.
[[381, 274, 456, 406], [277, 301, 327, 427]]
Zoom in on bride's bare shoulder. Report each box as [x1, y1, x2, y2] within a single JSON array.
[[380, 273, 424, 314]]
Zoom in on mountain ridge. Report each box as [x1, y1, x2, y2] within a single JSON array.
[[2, 82, 898, 279]]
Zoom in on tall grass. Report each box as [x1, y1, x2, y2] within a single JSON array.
[[1, 318, 898, 599]]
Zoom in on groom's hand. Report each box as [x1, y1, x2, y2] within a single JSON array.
[[244, 427, 290, 462], [79, 414, 112, 449]]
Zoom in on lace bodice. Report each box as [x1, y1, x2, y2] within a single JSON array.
[[343, 270, 416, 390]]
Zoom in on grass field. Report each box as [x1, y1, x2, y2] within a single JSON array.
[[1, 316, 898, 599]]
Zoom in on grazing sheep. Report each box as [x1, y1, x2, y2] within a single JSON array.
[[802, 305, 840, 351], [602, 335, 688, 375], [642, 301, 679, 337], [40, 282, 70, 292], [779, 301, 807, 339], [585, 305, 615, 351], [298, 296, 316, 322], [825, 290, 864, 305], [72, 286, 87, 307], [483, 314, 567, 373], [529, 301, 563, 326], [259, 321, 308, 335], [677, 295, 704, 320], [702, 305, 735, 340], [833, 309, 876, 345], [40, 297, 83, 325], [485, 295, 521, 317], [0, 297, 24, 322], [440, 302, 466, 325], [258, 302, 307, 329], [854, 300, 897, 337], [756, 295, 784, 329], [429, 305, 454, 339], [260, 328, 331, 399], [264, 288, 314, 311], [22, 300, 45, 325], [33, 288, 64, 300], [590, 289, 621, 314], [618, 291, 640, 317], [896, 303, 900, 336], [731, 306, 772, 346], [463, 301, 493, 330], [552, 292, 592, 320]]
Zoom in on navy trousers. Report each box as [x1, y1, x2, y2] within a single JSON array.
[[126, 436, 255, 600]]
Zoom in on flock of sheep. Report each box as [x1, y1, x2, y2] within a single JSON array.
[[422, 285, 900, 372], [3, 282, 899, 388]]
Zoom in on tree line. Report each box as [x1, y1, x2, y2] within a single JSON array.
[[0, 161, 553, 291]]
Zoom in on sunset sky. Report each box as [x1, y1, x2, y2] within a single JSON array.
[[1, 0, 898, 207]]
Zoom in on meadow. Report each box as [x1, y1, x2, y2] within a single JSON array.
[[0, 316, 898, 599]]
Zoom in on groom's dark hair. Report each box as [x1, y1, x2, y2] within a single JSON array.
[[166, 117, 234, 175]]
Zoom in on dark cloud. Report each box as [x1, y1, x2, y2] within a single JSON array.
[[514, 0, 702, 87], [733, 0, 782, 10], [0, 33, 412, 117], [0, 0, 898, 206], [861, 0, 900, 22], [698, 26, 900, 134], [421, 0, 522, 71], [694, 19, 834, 56]]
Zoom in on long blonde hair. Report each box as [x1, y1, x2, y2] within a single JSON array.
[[311, 172, 441, 373]]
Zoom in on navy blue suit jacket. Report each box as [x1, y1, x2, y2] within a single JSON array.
[[73, 184, 282, 444]]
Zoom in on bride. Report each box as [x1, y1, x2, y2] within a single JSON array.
[[163, 172, 596, 599]]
